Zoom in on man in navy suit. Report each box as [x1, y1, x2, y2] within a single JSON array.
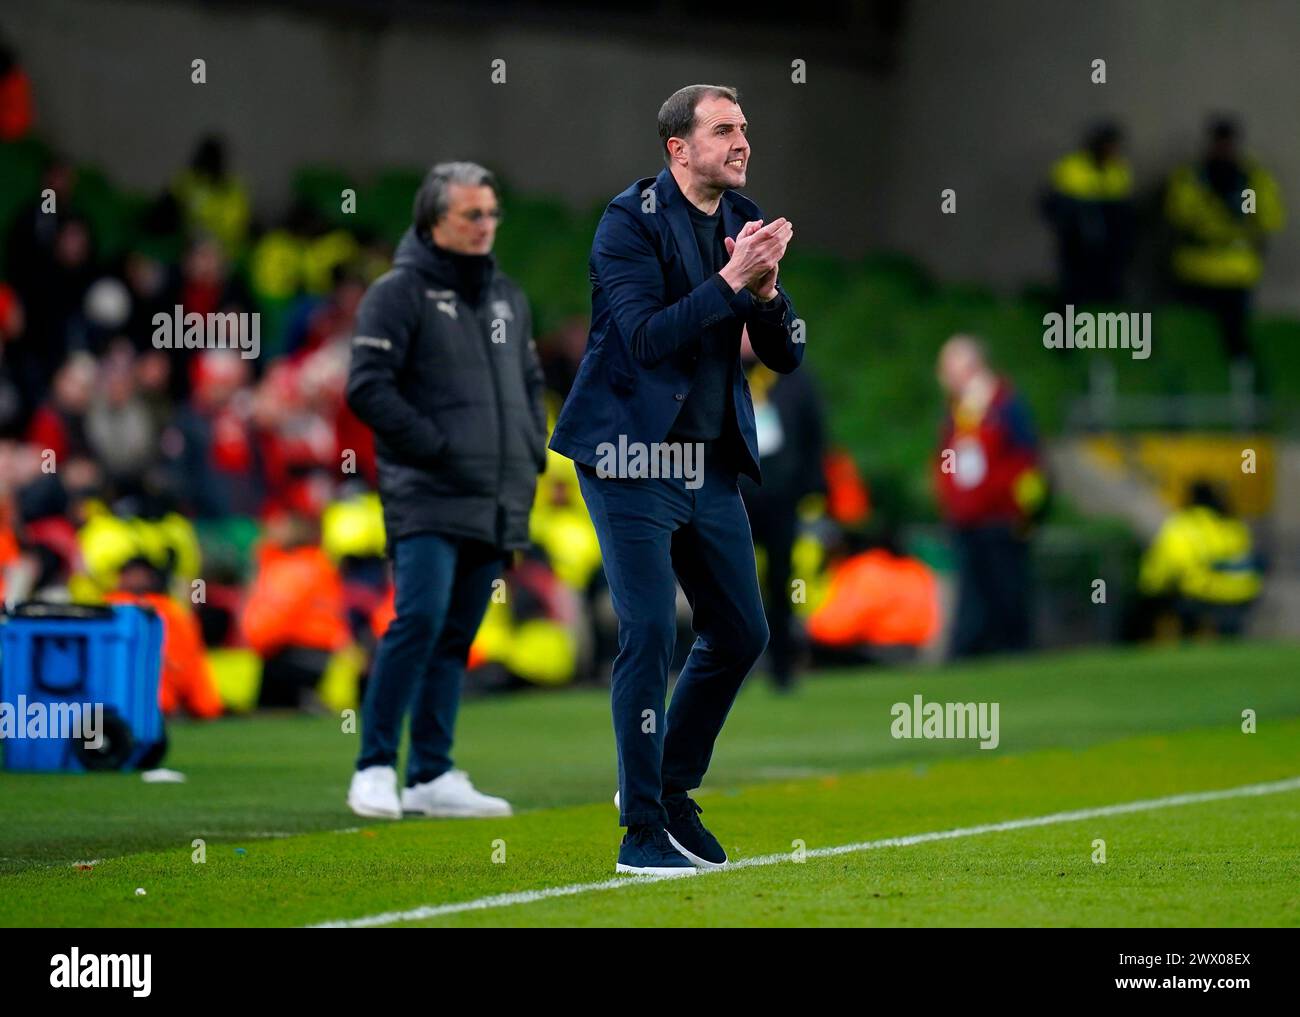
[[549, 84, 804, 874]]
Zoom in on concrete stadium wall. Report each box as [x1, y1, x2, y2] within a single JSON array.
[[0, 0, 885, 256], [880, 0, 1300, 311], [4, 0, 1298, 309]]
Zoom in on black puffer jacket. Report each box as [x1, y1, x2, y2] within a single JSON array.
[[346, 228, 547, 551]]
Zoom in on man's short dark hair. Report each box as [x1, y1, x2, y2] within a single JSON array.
[[412, 161, 499, 234], [1208, 115, 1240, 144], [657, 84, 740, 164], [1189, 479, 1229, 515]]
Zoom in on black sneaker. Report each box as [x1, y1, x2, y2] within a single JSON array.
[[615, 824, 697, 876], [664, 795, 728, 868]]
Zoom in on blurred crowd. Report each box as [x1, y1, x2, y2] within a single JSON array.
[[0, 38, 1273, 721], [0, 128, 394, 716], [0, 112, 914, 716]]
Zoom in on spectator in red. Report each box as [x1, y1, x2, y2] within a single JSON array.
[[6, 451, 99, 599], [164, 237, 254, 401], [278, 268, 376, 483], [0, 38, 33, 141], [290, 267, 366, 360], [333, 389, 376, 485], [25, 352, 95, 462], [934, 335, 1046, 659], [249, 359, 336, 515], [162, 350, 261, 517]]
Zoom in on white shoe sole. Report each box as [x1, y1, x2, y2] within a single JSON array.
[[347, 796, 401, 820], [666, 831, 728, 869], [615, 863, 698, 876], [401, 802, 513, 818]]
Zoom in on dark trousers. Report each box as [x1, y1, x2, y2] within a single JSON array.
[[949, 524, 1032, 659], [1174, 597, 1250, 638], [1181, 284, 1252, 362], [259, 647, 332, 708], [1134, 593, 1251, 640], [356, 532, 502, 786], [576, 448, 768, 828]]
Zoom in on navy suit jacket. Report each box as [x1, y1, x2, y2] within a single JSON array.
[[549, 166, 803, 484]]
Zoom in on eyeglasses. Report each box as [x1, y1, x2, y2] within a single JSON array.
[[456, 208, 503, 224]]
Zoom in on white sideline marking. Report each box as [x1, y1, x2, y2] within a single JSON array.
[[307, 775, 1300, 928]]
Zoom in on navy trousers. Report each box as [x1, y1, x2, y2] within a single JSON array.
[[356, 532, 502, 786], [949, 523, 1032, 659], [576, 445, 769, 828]]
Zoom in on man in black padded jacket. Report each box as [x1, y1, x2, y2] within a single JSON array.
[[345, 161, 546, 820]]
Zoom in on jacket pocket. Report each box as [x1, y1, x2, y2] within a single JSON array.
[[605, 351, 636, 396], [422, 405, 490, 490]]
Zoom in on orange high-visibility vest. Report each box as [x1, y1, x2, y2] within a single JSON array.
[[807, 549, 939, 648], [106, 591, 223, 719], [242, 544, 350, 657]]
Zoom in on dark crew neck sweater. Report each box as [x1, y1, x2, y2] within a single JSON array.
[[668, 201, 736, 442]]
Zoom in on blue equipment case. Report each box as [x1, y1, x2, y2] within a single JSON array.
[[0, 602, 166, 772]]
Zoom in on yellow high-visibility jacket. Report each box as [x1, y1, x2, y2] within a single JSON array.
[[172, 169, 251, 254], [1051, 150, 1133, 201], [1165, 161, 1284, 288], [1139, 506, 1261, 604]]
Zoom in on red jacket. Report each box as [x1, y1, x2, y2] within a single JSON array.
[[935, 378, 1039, 527]]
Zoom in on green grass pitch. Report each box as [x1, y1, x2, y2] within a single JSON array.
[[1, 642, 1297, 927]]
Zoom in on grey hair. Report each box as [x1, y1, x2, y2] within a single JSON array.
[[412, 161, 500, 233]]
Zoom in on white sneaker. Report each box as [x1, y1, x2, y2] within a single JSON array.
[[401, 769, 512, 818], [347, 765, 402, 819]]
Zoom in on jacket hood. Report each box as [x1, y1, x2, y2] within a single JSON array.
[[392, 227, 497, 294]]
